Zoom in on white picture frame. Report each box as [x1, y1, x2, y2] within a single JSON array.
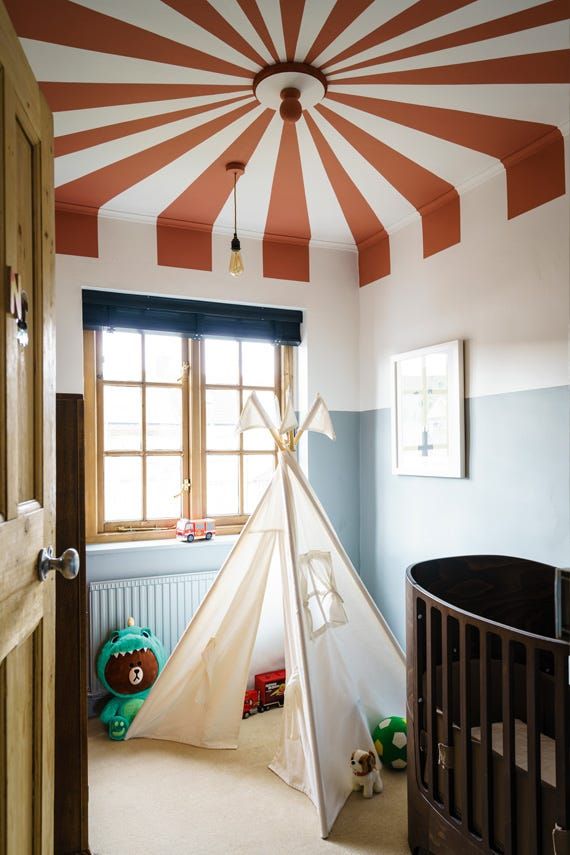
[[391, 340, 465, 478]]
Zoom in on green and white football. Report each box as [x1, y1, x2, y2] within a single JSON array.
[[372, 716, 407, 770]]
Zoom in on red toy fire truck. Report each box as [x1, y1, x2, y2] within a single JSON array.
[[176, 518, 215, 543], [242, 670, 286, 718], [242, 690, 258, 719]]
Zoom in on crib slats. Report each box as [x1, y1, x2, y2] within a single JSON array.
[[502, 641, 517, 855], [526, 647, 541, 854], [479, 631, 493, 849], [425, 607, 435, 797], [554, 649, 570, 833], [459, 621, 472, 831], [441, 614, 454, 814]]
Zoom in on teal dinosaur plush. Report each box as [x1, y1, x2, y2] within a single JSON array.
[[97, 617, 166, 741]]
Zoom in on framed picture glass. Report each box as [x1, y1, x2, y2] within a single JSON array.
[[391, 340, 464, 478]]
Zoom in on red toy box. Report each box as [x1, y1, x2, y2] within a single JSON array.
[[255, 669, 286, 712]]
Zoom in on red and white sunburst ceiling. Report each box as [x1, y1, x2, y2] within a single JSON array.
[[6, 0, 570, 284]]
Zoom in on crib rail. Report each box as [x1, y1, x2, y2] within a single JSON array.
[[407, 564, 570, 855]]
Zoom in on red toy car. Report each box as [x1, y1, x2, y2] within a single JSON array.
[[176, 518, 215, 543], [255, 669, 286, 712], [242, 689, 259, 719]]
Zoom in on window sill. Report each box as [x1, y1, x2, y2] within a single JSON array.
[[86, 534, 239, 584], [86, 533, 239, 556]]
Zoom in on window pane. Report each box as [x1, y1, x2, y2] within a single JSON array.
[[242, 389, 279, 451], [204, 339, 239, 385], [145, 334, 183, 383], [146, 387, 182, 450], [102, 330, 142, 381], [103, 385, 142, 451], [243, 454, 274, 514], [104, 457, 142, 522], [206, 389, 240, 450], [242, 341, 275, 387], [146, 456, 182, 519], [206, 455, 239, 516]]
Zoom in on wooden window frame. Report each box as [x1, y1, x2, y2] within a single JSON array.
[[85, 331, 289, 544]]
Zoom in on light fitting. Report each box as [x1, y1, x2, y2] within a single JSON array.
[[226, 161, 245, 277], [253, 62, 327, 123]]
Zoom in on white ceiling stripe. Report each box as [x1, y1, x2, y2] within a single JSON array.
[[208, 0, 274, 66], [100, 104, 266, 219], [296, 116, 354, 245], [325, 0, 553, 73], [328, 82, 570, 128], [307, 106, 417, 231], [214, 111, 282, 236], [70, 0, 260, 72], [256, 0, 287, 62], [294, 0, 337, 63], [312, 0, 411, 68], [20, 38, 250, 85], [327, 22, 569, 79], [55, 98, 256, 187], [54, 92, 252, 137], [322, 97, 497, 189]]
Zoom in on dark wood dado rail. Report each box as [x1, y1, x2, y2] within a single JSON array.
[[406, 555, 570, 855]]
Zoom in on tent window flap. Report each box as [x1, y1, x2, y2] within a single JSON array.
[[82, 290, 303, 345], [298, 550, 348, 639]]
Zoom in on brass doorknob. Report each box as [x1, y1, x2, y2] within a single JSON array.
[[37, 546, 80, 582]]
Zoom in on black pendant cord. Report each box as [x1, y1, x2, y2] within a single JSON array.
[[231, 171, 240, 251], [233, 171, 237, 240]]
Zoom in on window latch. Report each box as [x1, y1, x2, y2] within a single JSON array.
[[177, 361, 190, 383], [173, 478, 191, 499]]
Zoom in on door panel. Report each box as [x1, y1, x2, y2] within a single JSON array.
[[15, 118, 38, 506], [0, 3, 56, 854]]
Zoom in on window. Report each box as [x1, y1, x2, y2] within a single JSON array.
[[84, 330, 289, 542]]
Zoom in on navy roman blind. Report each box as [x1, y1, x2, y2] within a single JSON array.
[[82, 290, 303, 345]]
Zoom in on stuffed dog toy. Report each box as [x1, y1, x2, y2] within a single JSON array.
[[350, 749, 383, 798]]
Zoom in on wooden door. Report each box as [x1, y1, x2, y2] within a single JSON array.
[[0, 4, 56, 854]]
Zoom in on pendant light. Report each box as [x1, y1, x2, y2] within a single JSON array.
[[226, 161, 245, 277]]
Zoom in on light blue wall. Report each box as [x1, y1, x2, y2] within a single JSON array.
[[308, 410, 361, 568], [359, 386, 570, 647]]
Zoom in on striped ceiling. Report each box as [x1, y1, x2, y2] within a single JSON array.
[[6, 0, 570, 284]]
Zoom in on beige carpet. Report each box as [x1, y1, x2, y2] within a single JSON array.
[[88, 709, 409, 855]]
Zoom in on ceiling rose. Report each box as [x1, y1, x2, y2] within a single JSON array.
[[253, 62, 327, 123]]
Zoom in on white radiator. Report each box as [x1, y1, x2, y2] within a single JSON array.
[[88, 570, 217, 697]]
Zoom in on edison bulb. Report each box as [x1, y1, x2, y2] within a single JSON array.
[[229, 249, 244, 276]]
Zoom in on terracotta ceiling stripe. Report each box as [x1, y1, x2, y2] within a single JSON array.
[[330, 49, 570, 85], [337, 0, 570, 74], [321, 0, 476, 70], [55, 206, 98, 258], [316, 103, 459, 258], [327, 91, 566, 217], [236, 0, 280, 64], [55, 95, 252, 158], [55, 99, 259, 250], [4, 0, 252, 78], [161, 0, 267, 68], [280, 0, 306, 61], [304, 0, 375, 66], [157, 110, 273, 272], [264, 123, 311, 281], [303, 112, 389, 285], [41, 82, 249, 112]]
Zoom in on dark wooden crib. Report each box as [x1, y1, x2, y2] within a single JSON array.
[[406, 555, 570, 855]]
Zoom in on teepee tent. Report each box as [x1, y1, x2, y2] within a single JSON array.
[[127, 393, 405, 838]]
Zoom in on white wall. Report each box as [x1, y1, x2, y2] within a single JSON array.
[[359, 156, 570, 411], [56, 216, 360, 412]]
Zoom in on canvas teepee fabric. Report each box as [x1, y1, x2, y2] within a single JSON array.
[[127, 394, 405, 838]]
